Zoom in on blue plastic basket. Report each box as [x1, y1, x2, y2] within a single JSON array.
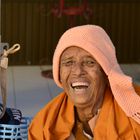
[[0, 117, 31, 140]]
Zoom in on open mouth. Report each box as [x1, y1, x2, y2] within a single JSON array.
[[71, 82, 89, 90]]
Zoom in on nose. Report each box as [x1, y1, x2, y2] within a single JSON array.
[[71, 62, 86, 76]]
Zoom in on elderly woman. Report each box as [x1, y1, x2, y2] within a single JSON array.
[[28, 25, 140, 140]]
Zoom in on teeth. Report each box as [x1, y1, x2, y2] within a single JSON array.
[[72, 82, 89, 88]]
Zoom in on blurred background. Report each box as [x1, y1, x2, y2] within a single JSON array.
[[0, 0, 140, 117]]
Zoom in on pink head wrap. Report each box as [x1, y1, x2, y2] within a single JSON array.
[[53, 25, 140, 124]]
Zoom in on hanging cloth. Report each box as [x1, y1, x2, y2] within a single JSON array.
[[0, 43, 20, 119]]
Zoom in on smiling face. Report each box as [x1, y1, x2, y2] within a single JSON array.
[[60, 46, 107, 108]]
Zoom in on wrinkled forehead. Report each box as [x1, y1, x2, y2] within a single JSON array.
[[60, 46, 97, 61]]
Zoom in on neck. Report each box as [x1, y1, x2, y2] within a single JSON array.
[[76, 102, 100, 123], [76, 86, 106, 122], [74, 108, 94, 137], [75, 94, 104, 137]]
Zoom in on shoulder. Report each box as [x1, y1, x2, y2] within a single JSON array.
[[28, 92, 66, 130], [28, 92, 67, 139], [32, 92, 66, 121]]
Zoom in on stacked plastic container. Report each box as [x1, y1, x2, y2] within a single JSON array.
[[0, 117, 31, 140]]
